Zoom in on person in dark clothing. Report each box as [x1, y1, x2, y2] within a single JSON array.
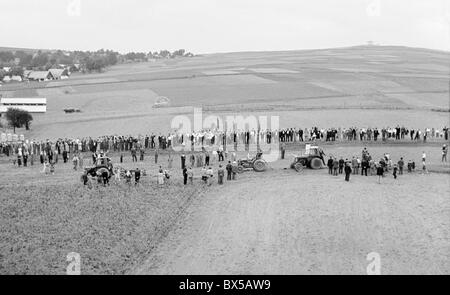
[[280, 143, 286, 160], [333, 158, 339, 176], [134, 168, 141, 185], [183, 167, 188, 185], [102, 171, 109, 186], [377, 165, 384, 183], [226, 161, 233, 180], [327, 157, 333, 175], [398, 158, 404, 175], [181, 154, 186, 170], [344, 163, 352, 182], [81, 171, 89, 186], [361, 159, 369, 176], [338, 158, 345, 174], [393, 165, 398, 179]]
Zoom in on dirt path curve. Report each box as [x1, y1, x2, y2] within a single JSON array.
[[132, 168, 450, 275]]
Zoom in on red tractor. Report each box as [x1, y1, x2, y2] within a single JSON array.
[[290, 145, 326, 172]]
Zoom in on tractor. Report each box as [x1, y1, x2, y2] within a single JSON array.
[[237, 151, 268, 173], [290, 144, 326, 172], [85, 155, 114, 179]]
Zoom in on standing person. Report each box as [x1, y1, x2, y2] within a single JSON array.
[[154, 149, 159, 164], [407, 160, 412, 173], [344, 162, 352, 182], [422, 151, 426, 163], [232, 161, 238, 180], [135, 168, 141, 186], [422, 159, 428, 174], [226, 161, 233, 181], [157, 169, 164, 185], [442, 144, 448, 162], [190, 154, 195, 167], [131, 147, 137, 162], [187, 167, 194, 185], [333, 158, 339, 176], [205, 151, 210, 166], [181, 153, 186, 170], [338, 158, 345, 174], [139, 149, 145, 161], [398, 158, 405, 175], [361, 158, 369, 176], [393, 164, 398, 179], [218, 165, 224, 185], [280, 143, 286, 160], [120, 153, 124, 163], [101, 170, 109, 186], [183, 167, 188, 185], [351, 157, 358, 175], [72, 154, 79, 171], [327, 157, 333, 175], [377, 164, 384, 183], [355, 157, 361, 175]]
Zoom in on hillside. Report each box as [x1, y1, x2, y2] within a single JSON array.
[[0, 45, 449, 139]]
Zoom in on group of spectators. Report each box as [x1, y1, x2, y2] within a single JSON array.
[[1, 125, 448, 162], [327, 144, 448, 183]]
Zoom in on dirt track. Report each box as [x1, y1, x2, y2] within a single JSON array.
[[133, 165, 450, 275]]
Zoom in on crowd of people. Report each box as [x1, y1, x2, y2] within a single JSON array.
[[327, 145, 448, 183], [1, 124, 448, 189], [1, 125, 448, 161]]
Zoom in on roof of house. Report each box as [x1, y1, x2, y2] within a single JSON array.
[[1, 98, 47, 105], [49, 68, 67, 78], [28, 71, 52, 80]]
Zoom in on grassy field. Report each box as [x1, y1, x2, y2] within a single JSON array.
[[0, 143, 448, 274], [1, 45, 449, 139]]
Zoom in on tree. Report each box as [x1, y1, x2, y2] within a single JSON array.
[[172, 49, 186, 57], [5, 108, 33, 133], [10, 66, 24, 77]]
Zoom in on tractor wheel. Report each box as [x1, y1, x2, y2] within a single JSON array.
[[253, 159, 267, 172], [237, 166, 245, 174], [294, 162, 304, 172], [310, 158, 323, 170]]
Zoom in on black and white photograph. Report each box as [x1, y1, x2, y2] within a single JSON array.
[[0, 0, 449, 280]]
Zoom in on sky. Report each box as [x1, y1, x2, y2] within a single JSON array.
[[0, 0, 449, 54]]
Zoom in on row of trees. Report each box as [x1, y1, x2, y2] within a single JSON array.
[[0, 48, 195, 75]]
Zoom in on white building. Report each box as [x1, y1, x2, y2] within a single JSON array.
[[0, 98, 47, 114]]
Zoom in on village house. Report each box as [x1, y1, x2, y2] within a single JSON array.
[[49, 68, 70, 80], [28, 71, 54, 82]]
